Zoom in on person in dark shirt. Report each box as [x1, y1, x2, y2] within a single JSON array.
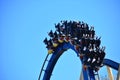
[[90, 38, 95, 49], [55, 23, 61, 33], [82, 49, 90, 65], [95, 37, 101, 48], [54, 31, 58, 38], [89, 50, 96, 68], [81, 36, 86, 48], [43, 37, 48, 45], [98, 48, 105, 66], [48, 30, 54, 38], [90, 27, 95, 38], [85, 37, 90, 48], [92, 50, 99, 67]]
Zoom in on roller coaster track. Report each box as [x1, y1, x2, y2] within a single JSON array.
[[38, 21, 120, 80], [103, 59, 119, 70]]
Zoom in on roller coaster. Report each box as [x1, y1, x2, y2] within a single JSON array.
[[38, 20, 120, 80]]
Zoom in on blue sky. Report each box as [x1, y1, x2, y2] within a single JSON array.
[[0, 0, 120, 80]]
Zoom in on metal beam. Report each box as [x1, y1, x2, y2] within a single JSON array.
[[80, 69, 83, 80], [117, 64, 120, 80], [82, 67, 89, 80], [106, 66, 114, 80]]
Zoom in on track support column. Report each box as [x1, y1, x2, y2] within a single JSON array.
[[80, 69, 83, 80], [106, 66, 114, 80], [82, 67, 89, 80], [117, 64, 120, 80], [88, 68, 95, 80]]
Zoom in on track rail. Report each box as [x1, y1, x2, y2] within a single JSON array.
[[38, 54, 49, 80], [39, 20, 120, 80], [39, 42, 94, 80], [103, 59, 119, 70]]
